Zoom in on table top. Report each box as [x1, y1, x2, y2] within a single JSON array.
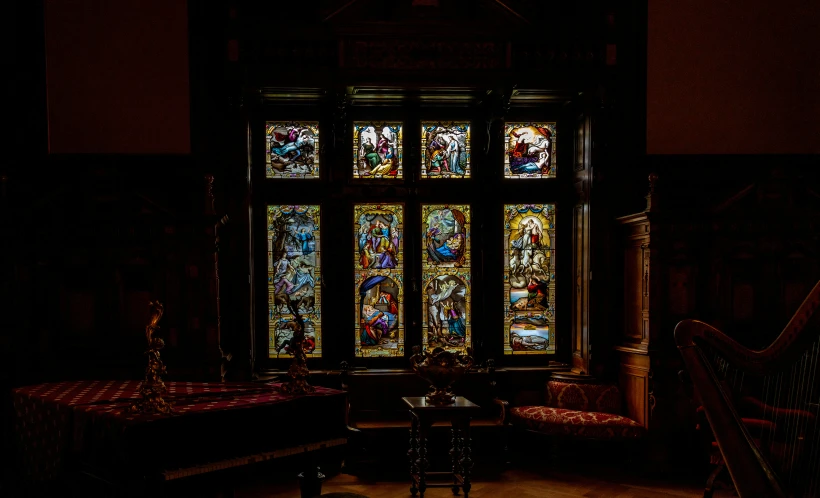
[[402, 396, 481, 411]]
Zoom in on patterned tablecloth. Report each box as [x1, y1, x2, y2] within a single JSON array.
[[12, 380, 347, 482]]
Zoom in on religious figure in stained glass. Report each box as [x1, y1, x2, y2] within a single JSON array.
[[421, 122, 470, 178], [354, 204, 404, 357], [268, 205, 321, 358], [422, 205, 471, 352], [504, 204, 555, 354], [266, 122, 319, 179], [503, 123, 556, 179], [353, 123, 403, 179]]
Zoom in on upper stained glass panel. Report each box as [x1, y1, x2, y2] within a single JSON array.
[[266, 122, 319, 179], [353, 123, 403, 179], [422, 204, 471, 353], [354, 204, 404, 357], [268, 205, 321, 358], [503, 204, 556, 355], [503, 123, 556, 179], [421, 122, 471, 179]]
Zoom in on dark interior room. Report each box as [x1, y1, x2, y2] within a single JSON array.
[[6, 0, 820, 497]]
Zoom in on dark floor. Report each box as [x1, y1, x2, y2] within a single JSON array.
[[232, 460, 731, 498], [3, 433, 733, 498]]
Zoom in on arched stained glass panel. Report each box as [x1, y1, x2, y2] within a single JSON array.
[[504, 204, 556, 354], [422, 204, 471, 353], [354, 203, 405, 357], [268, 205, 322, 358]]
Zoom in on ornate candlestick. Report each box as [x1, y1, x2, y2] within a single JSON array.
[[128, 301, 173, 414], [279, 300, 315, 395]]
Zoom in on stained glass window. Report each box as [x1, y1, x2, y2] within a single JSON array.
[[265, 122, 320, 179], [268, 205, 322, 358], [503, 123, 556, 179], [503, 204, 556, 354], [422, 205, 471, 352], [353, 122, 403, 179], [354, 204, 404, 357], [421, 122, 471, 178]]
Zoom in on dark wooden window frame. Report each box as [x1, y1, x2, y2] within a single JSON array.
[[248, 93, 583, 373]]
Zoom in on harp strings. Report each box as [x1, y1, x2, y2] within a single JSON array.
[[805, 340, 820, 497], [706, 337, 820, 497]]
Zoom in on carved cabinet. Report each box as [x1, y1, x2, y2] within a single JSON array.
[[614, 210, 659, 432], [614, 204, 697, 467]]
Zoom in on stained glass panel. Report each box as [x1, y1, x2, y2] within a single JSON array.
[[353, 122, 403, 179], [268, 205, 322, 358], [354, 204, 404, 357], [422, 205, 471, 353], [503, 123, 556, 179], [421, 122, 471, 179], [265, 122, 319, 179], [503, 204, 556, 354]]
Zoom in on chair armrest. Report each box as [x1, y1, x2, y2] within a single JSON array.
[[493, 398, 510, 425]]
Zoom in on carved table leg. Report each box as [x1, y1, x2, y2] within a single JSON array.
[[450, 419, 462, 495], [409, 412, 419, 496], [459, 419, 473, 498], [417, 419, 431, 497]]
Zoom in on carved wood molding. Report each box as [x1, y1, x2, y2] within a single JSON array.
[[247, 39, 603, 73], [342, 39, 506, 70]]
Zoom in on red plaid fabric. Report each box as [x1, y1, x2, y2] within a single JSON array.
[[12, 380, 344, 481]]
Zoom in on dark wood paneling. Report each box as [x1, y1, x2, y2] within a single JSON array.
[[5, 156, 222, 385]]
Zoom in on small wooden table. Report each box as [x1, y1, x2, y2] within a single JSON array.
[[402, 396, 481, 498]]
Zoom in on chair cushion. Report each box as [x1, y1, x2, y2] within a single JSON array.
[[545, 381, 622, 415], [510, 406, 645, 439]]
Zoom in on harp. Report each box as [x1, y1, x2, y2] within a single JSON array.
[[676, 280, 820, 497]]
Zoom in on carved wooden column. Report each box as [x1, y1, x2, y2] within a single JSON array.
[[217, 83, 257, 382], [570, 109, 593, 376]]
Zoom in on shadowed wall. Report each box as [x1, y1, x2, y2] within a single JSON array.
[[44, 0, 190, 154], [647, 0, 820, 154]]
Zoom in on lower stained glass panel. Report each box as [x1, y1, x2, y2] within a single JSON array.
[[503, 204, 555, 354], [268, 205, 322, 358], [422, 204, 471, 353], [354, 204, 404, 357]]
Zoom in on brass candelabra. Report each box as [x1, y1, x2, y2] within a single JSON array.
[[279, 300, 315, 395], [128, 301, 173, 414]]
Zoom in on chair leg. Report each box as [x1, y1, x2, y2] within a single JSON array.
[[500, 425, 511, 466]]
